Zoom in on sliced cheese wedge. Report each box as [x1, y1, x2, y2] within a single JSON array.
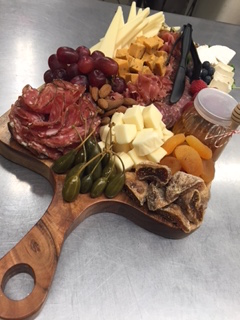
[[99, 6, 123, 57]]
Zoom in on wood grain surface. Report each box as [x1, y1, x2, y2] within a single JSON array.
[[0, 110, 194, 320]]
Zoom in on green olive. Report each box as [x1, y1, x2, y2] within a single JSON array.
[[90, 177, 108, 198], [65, 162, 86, 181], [52, 149, 77, 174], [74, 147, 85, 165], [102, 158, 117, 179], [80, 173, 93, 194], [104, 172, 125, 198], [62, 174, 81, 202], [86, 144, 102, 181], [85, 135, 98, 156]]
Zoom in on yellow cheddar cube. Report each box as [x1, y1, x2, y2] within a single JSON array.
[[154, 56, 167, 76], [155, 50, 168, 59], [115, 48, 129, 59], [135, 35, 147, 44], [143, 54, 156, 71], [128, 57, 144, 73], [125, 72, 139, 83], [141, 65, 153, 75], [143, 36, 164, 54], [128, 42, 145, 59], [114, 58, 129, 78]]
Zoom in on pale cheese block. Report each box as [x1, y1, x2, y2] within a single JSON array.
[[146, 146, 167, 163], [98, 140, 105, 152], [115, 152, 134, 171], [196, 45, 218, 65], [122, 105, 144, 130], [128, 148, 147, 166], [162, 127, 174, 141], [142, 104, 163, 129], [215, 61, 234, 73], [209, 45, 236, 65], [209, 79, 232, 93], [113, 142, 131, 153], [213, 70, 234, 86], [132, 129, 162, 156], [114, 124, 137, 144], [214, 64, 234, 78], [99, 125, 116, 145], [111, 112, 124, 126]]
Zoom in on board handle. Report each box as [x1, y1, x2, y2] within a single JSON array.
[[0, 219, 60, 320]]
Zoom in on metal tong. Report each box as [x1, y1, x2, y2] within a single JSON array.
[[167, 23, 202, 104]]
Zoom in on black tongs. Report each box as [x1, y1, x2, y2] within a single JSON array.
[[167, 24, 202, 104]]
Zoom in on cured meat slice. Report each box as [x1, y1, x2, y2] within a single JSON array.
[[9, 80, 101, 160], [136, 162, 172, 186]]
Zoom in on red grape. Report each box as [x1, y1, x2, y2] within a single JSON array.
[[91, 50, 105, 61], [44, 69, 54, 83], [111, 76, 127, 93], [94, 57, 118, 77], [66, 63, 79, 80], [52, 68, 67, 80], [88, 69, 106, 88], [77, 55, 94, 74], [56, 46, 79, 64], [71, 75, 89, 88], [76, 46, 90, 57], [48, 54, 66, 71]]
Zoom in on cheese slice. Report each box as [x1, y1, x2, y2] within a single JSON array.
[[127, 1, 136, 22], [115, 152, 134, 171], [99, 6, 123, 57], [209, 45, 236, 65]]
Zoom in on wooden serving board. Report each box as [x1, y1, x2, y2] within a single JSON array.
[[0, 110, 195, 320]]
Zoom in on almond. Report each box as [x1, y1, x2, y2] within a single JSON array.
[[90, 86, 99, 101], [99, 84, 112, 98], [105, 98, 124, 110], [98, 98, 109, 110]]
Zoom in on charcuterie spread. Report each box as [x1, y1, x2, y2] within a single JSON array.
[[7, 2, 239, 234]]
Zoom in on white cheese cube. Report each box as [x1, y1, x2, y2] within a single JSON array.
[[123, 105, 144, 130], [99, 125, 115, 144], [115, 152, 134, 171], [146, 146, 167, 163], [98, 141, 105, 151], [111, 112, 124, 126], [113, 142, 131, 153], [155, 127, 164, 140], [132, 129, 163, 156], [142, 104, 163, 129], [159, 120, 166, 130], [114, 124, 137, 144], [128, 148, 147, 166], [162, 128, 174, 141]]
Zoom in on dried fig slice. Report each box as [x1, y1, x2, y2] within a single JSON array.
[[166, 171, 205, 203], [147, 183, 170, 211], [136, 162, 172, 186], [124, 171, 148, 206]]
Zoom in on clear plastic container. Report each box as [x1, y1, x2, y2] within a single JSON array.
[[173, 88, 238, 161]]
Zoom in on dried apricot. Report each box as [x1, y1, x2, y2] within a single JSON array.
[[160, 156, 181, 174], [174, 145, 203, 177], [200, 158, 215, 184], [162, 133, 185, 155], [185, 135, 212, 160]]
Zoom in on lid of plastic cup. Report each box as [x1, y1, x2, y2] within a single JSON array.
[[194, 88, 238, 127]]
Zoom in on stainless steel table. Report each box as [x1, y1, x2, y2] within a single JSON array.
[[0, 1, 240, 319]]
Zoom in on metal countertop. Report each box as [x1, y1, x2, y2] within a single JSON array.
[[0, 1, 240, 319]]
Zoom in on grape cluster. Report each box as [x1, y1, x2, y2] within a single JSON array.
[[200, 61, 215, 85], [43, 46, 126, 93]]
